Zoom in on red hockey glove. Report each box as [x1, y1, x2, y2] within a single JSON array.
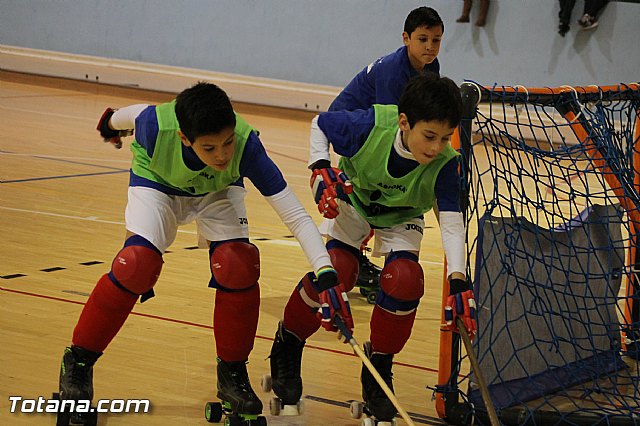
[[444, 278, 477, 339], [97, 108, 132, 149], [314, 267, 354, 338], [310, 160, 353, 219]]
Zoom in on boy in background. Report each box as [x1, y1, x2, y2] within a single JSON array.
[[329, 6, 446, 295]]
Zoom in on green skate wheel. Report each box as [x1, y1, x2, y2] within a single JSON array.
[[205, 401, 223, 423]]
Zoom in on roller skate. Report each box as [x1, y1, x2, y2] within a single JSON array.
[[349, 342, 397, 426], [205, 358, 266, 425], [55, 345, 101, 426], [261, 321, 305, 416], [356, 250, 382, 304]]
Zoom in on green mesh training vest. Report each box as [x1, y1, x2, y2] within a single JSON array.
[[130, 100, 254, 195], [338, 104, 459, 228]]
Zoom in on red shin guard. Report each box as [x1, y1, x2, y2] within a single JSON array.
[[72, 273, 138, 353], [369, 305, 417, 355], [214, 285, 260, 362], [283, 288, 321, 341]]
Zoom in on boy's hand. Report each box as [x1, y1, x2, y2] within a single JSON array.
[[97, 108, 133, 149], [313, 267, 354, 338], [310, 160, 353, 219], [444, 278, 477, 339]]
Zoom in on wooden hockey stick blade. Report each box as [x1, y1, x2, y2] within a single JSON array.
[[333, 315, 416, 426], [456, 318, 500, 426]]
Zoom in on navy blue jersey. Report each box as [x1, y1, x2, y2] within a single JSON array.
[[329, 46, 440, 112], [317, 108, 460, 212], [129, 106, 286, 197]]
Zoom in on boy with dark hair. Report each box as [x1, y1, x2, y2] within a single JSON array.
[[329, 6, 446, 295], [329, 6, 444, 112], [267, 73, 477, 422], [56, 82, 352, 424]]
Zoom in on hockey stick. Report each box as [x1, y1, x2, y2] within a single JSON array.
[[456, 318, 500, 426], [333, 315, 416, 426]]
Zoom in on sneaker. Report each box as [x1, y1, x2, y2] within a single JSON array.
[[578, 14, 598, 30]]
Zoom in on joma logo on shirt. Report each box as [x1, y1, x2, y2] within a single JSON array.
[[377, 182, 406, 193], [405, 223, 423, 234], [199, 171, 215, 180]]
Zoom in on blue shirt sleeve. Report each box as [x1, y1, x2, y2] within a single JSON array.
[[317, 108, 376, 158], [435, 158, 461, 212], [329, 65, 376, 112], [239, 132, 287, 197], [329, 46, 419, 111], [133, 106, 159, 157]]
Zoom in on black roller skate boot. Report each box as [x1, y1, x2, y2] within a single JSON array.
[[361, 341, 397, 423], [269, 322, 304, 404], [357, 250, 382, 304], [57, 345, 102, 425], [214, 357, 264, 423], [262, 321, 305, 416]]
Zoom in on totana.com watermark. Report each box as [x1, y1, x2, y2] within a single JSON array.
[[8, 396, 150, 413]]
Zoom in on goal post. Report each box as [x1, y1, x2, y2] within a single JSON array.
[[436, 82, 640, 426]]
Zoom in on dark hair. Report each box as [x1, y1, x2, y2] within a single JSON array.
[[398, 73, 462, 128], [175, 82, 236, 143], [404, 6, 444, 34]]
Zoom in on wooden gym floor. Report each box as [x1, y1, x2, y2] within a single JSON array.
[[0, 71, 451, 425]]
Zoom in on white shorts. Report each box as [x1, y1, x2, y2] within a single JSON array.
[[318, 200, 425, 258], [125, 186, 249, 253]]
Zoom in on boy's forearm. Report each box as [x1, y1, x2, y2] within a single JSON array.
[[109, 104, 149, 130], [440, 210, 466, 278], [264, 185, 332, 272], [309, 115, 331, 168]]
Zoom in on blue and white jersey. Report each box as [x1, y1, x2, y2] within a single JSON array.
[[329, 46, 441, 112], [130, 106, 287, 197]]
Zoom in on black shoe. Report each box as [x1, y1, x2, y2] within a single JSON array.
[[269, 322, 305, 405], [558, 22, 570, 36], [357, 252, 382, 288], [361, 342, 397, 421], [216, 358, 263, 415], [59, 346, 102, 402]]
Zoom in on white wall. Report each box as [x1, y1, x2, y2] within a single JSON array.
[[1, 0, 638, 92]]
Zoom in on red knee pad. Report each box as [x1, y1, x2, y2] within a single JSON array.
[[328, 247, 359, 292], [380, 258, 424, 301], [111, 245, 163, 295], [211, 241, 260, 291]]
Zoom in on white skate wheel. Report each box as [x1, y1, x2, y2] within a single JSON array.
[[269, 396, 281, 416], [350, 400, 364, 419], [261, 374, 272, 392], [362, 418, 375, 426], [281, 403, 300, 416]]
